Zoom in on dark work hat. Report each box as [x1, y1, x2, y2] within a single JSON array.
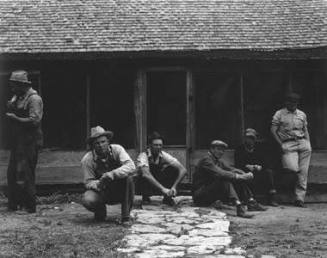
[[285, 92, 300, 102]]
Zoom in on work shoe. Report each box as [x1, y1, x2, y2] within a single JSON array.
[[142, 195, 151, 205], [267, 194, 279, 207], [236, 205, 254, 219], [94, 205, 107, 221], [121, 217, 133, 227], [162, 196, 176, 206], [294, 200, 306, 208], [247, 200, 267, 211]]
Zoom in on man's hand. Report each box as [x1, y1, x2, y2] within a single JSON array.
[[162, 187, 171, 196], [168, 187, 177, 197], [100, 172, 114, 182], [236, 172, 254, 181], [6, 112, 17, 120], [233, 168, 245, 175], [245, 165, 255, 171], [254, 165, 262, 171], [88, 180, 101, 192]]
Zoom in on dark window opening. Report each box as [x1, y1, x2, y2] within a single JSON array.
[[42, 68, 86, 150], [147, 71, 186, 146], [90, 67, 135, 149], [195, 71, 241, 149]]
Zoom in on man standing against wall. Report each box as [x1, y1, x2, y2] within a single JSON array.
[[136, 132, 187, 206], [6, 70, 43, 213], [271, 93, 311, 207], [81, 126, 135, 224]]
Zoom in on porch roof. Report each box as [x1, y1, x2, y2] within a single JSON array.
[[0, 0, 326, 56]]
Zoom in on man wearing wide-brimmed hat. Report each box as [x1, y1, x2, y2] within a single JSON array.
[[235, 128, 278, 206], [81, 126, 136, 224], [271, 93, 311, 208], [6, 70, 43, 213], [192, 140, 260, 218]]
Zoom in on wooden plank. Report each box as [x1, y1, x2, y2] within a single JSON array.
[[186, 69, 195, 181], [86, 73, 91, 141]]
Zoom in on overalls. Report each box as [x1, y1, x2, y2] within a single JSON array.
[[88, 147, 134, 219], [7, 92, 42, 211]]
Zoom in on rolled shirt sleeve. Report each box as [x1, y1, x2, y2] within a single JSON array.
[[110, 144, 136, 179], [27, 94, 43, 126], [81, 152, 98, 190], [136, 152, 149, 168], [271, 110, 281, 126]]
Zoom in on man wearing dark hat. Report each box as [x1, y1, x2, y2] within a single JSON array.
[[136, 132, 187, 206], [6, 70, 43, 213], [192, 140, 265, 218], [235, 128, 278, 206], [81, 126, 136, 224], [271, 93, 311, 207]]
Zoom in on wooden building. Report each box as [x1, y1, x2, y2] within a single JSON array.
[[0, 0, 326, 187]]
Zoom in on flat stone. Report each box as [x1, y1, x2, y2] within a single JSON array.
[[188, 228, 229, 237], [134, 249, 185, 258], [147, 245, 186, 252], [116, 247, 141, 253], [187, 245, 221, 254], [221, 247, 247, 255], [124, 233, 176, 247], [196, 221, 230, 232], [131, 224, 166, 234]]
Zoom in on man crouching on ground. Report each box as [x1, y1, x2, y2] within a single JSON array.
[[81, 126, 135, 225], [136, 132, 187, 206], [192, 140, 266, 218]]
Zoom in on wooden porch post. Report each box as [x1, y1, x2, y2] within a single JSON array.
[[240, 72, 245, 139], [86, 72, 91, 139], [135, 70, 147, 153]]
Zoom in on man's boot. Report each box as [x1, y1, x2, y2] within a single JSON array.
[[94, 205, 107, 221], [267, 193, 279, 207], [162, 196, 176, 206], [247, 199, 267, 211], [236, 204, 254, 219]]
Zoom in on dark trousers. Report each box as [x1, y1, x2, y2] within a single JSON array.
[[7, 142, 38, 211], [138, 166, 178, 196], [192, 178, 253, 206], [83, 176, 135, 219], [248, 169, 276, 196]]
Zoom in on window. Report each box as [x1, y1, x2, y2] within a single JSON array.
[[195, 71, 241, 148], [243, 71, 289, 139], [90, 66, 135, 149], [42, 67, 86, 150], [291, 71, 327, 149], [147, 71, 186, 146]]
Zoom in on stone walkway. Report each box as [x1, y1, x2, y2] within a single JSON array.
[[117, 196, 246, 258]]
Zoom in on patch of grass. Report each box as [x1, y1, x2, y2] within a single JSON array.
[[37, 193, 82, 205]]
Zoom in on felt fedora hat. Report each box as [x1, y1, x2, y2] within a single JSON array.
[[87, 126, 113, 144], [9, 70, 31, 85]]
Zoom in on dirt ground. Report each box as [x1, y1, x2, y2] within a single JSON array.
[[0, 193, 326, 258], [229, 203, 327, 258]]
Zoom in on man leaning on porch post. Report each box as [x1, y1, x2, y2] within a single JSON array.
[[271, 93, 311, 208]]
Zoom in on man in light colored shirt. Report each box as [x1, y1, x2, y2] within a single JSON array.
[[6, 70, 43, 213], [81, 126, 136, 224], [136, 132, 187, 206], [271, 93, 311, 207]]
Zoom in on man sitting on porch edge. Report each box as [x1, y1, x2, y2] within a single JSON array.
[[136, 132, 187, 206], [81, 126, 135, 224], [192, 140, 267, 219]]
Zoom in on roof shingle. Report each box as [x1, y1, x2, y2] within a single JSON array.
[[0, 0, 326, 54]]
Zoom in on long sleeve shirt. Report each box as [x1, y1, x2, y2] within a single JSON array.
[[192, 152, 237, 192], [81, 144, 136, 189]]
